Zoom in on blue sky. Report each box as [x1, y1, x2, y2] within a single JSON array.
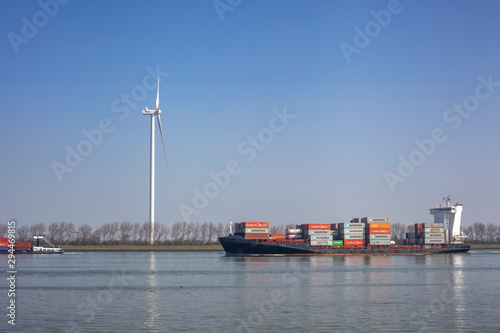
[[1, 0, 499, 229]]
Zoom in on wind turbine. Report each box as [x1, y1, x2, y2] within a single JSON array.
[[142, 77, 168, 245]]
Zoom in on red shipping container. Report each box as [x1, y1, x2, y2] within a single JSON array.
[[367, 228, 391, 234], [0, 238, 9, 247], [242, 222, 269, 228], [14, 242, 32, 251], [243, 233, 269, 239], [302, 224, 331, 230], [344, 239, 364, 246], [270, 234, 286, 239]]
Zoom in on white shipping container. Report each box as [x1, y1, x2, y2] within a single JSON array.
[[286, 228, 302, 234], [339, 223, 365, 229], [310, 240, 331, 246], [246, 228, 269, 233], [339, 228, 364, 234], [362, 217, 389, 223], [286, 234, 303, 239], [311, 235, 334, 241], [343, 234, 365, 240], [305, 230, 334, 235], [369, 234, 391, 240]]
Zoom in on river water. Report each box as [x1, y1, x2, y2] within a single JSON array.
[[1, 250, 499, 332]]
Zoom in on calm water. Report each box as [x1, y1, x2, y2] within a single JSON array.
[[1, 250, 500, 332]]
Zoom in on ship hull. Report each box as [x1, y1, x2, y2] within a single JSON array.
[[219, 235, 471, 256]]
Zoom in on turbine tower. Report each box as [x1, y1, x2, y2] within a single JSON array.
[[142, 77, 168, 245]]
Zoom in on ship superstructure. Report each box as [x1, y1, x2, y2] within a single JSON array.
[[429, 195, 467, 243]]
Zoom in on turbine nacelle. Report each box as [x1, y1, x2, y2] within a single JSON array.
[[142, 106, 161, 115]]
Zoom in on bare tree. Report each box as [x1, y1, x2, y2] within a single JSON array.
[[189, 222, 201, 243], [119, 221, 133, 244], [131, 222, 141, 244], [0, 224, 7, 237], [171, 222, 183, 244], [16, 225, 30, 242], [207, 222, 216, 243], [29, 223, 46, 237], [47, 222, 62, 243], [391, 223, 407, 245], [473, 222, 486, 242], [92, 226, 104, 245], [486, 223, 498, 243], [142, 222, 151, 244], [154, 223, 169, 243], [199, 222, 209, 244], [270, 225, 282, 234], [78, 224, 93, 245]]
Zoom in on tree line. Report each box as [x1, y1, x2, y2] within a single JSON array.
[[1, 221, 498, 245]]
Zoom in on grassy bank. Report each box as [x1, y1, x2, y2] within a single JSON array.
[[470, 244, 500, 249], [62, 244, 224, 252]]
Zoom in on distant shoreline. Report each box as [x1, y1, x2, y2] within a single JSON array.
[[62, 244, 224, 252], [59, 243, 500, 252]]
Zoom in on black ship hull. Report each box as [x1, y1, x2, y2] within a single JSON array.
[[219, 235, 471, 256]]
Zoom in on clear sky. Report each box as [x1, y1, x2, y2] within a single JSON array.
[[1, 0, 499, 229]]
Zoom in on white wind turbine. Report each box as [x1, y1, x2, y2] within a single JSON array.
[[142, 77, 168, 245]]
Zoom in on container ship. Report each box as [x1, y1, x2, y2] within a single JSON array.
[[219, 196, 471, 255], [0, 234, 64, 254]]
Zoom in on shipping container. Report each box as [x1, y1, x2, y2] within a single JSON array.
[[367, 223, 391, 229], [344, 239, 364, 246], [245, 228, 269, 233], [243, 233, 269, 239], [366, 228, 391, 234], [424, 233, 445, 238], [350, 218, 361, 223], [242, 222, 269, 228], [425, 228, 445, 233], [286, 228, 302, 234], [343, 234, 365, 240], [304, 229, 334, 235], [339, 223, 365, 229], [310, 240, 332, 246], [311, 235, 334, 241], [369, 234, 391, 240], [14, 242, 32, 251], [362, 217, 389, 223], [424, 223, 444, 228], [270, 234, 286, 239], [369, 240, 391, 246], [330, 223, 339, 230], [424, 239, 445, 244], [332, 240, 344, 246], [0, 247, 9, 252], [286, 234, 303, 239], [339, 228, 364, 234], [302, 224, 331, 230]]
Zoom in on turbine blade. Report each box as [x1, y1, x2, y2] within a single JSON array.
[[156, 77, 160, 111], [157, 113, 168, 168]]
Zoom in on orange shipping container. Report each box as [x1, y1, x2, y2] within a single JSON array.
[[270, 234, 286, 239], [367, 228, 391, 234], [302, 224, 331, 230], [243, 233, 269, 239], [344, 239, 365, 246], [242, 222, 269, 228], [367, 223, 391, 229]]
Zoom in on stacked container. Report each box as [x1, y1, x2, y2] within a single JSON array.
[[364, 218, 391, 246], [302, 224, 334, 246], [286, 228, 303, 239], [338, 222, 366, 246], [14, 242, 32, 251], [0, 237, 9, 252], [423, 223, 445, 244], [235, 222, 269, 239]]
